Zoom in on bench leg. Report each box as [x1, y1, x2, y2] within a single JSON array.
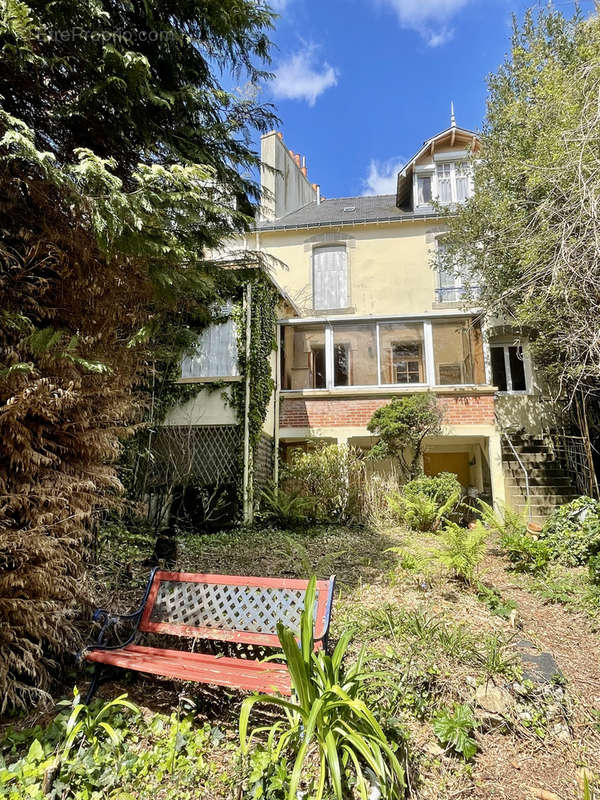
[[84, 664, 103, 705]]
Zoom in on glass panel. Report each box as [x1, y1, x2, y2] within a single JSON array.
[[432, 319, 485, 385], [281, 325, 326, 390], [509, 346, 526, 391], [181, 305, 239, 379], [436, 163, 452, 203], [313, 246, 348, 310], [490, 347, 507, 391], [333, 323, 378, 386], [417, 175, 432, 205], [455, 161, 470, 202], [378, 322, 425, 384]]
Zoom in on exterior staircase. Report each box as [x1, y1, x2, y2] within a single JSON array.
[[501, 432, 579, 524]]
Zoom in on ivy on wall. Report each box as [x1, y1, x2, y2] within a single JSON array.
[[231, 275, 278, 506]]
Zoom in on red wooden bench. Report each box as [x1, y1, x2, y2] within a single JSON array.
[[83, 568, 335, 702]]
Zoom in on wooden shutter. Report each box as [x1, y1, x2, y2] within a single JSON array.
[[313, 246, 348, 310]]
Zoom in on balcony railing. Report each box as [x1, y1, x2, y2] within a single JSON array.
[[435, 286, 480, 303]]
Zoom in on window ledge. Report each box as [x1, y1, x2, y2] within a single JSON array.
[[311, 306, 356, 316], [280, 385, 497, 400], [176, 376, 242, 384]]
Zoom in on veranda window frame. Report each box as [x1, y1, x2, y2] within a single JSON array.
[[280, 314, 484, 392]]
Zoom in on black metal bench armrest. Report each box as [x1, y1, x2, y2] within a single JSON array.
[[82, 568, 159, 656]]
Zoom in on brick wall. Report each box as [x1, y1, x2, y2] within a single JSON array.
[[280, 394, 495, 429]]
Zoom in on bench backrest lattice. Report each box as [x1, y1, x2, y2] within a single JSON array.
[[139, 571, 334, 649]]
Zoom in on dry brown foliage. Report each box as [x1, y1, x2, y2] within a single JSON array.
[[0, 162, 153, 710]]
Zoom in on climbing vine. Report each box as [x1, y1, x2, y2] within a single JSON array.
[[231, 275, 279, 504]]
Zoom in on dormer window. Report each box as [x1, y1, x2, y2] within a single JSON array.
[[414, 159, 473, 208]]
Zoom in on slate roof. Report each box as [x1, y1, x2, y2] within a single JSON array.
[[256, 194, 439, 231]]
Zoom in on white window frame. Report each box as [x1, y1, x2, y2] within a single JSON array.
[[414, 160, 473, 208], [490, 343, 529, 394], [179, 302, 241, 383], [281, 315, 486, 392]]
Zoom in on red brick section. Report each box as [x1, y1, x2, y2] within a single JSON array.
[[279, 394, 495, 428]]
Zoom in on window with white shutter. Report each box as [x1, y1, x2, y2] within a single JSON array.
[[180, 302, 239, 379], [313, 245, 348, 310]]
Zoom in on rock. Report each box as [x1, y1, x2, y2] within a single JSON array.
[[552, 722, 571, 742], [425, 741, 445, 757], [465, 675, 477, 689], [475, 683, 514, 716]]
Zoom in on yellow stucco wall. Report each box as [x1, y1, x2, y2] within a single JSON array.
[[254, 220, 444, 317]]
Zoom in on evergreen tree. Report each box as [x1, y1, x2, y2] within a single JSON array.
[[0, 0, 276, 709]]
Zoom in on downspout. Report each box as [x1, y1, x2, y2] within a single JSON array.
[[242, 282, 253, 524], [274, 321, 281, 492]]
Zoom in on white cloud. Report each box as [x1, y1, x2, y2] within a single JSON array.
[[362, 157, 405, 196], [375, 0, 471, 46], [272, 45, 339, 106]]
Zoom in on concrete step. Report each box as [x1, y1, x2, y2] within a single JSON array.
[[509, 493, 578, 504], [505, 475, 573, 487], [502, 445, 553, 455], [502, 452, 559, 465], [506, 484, 577, 497], [503, 461, 568, 478]]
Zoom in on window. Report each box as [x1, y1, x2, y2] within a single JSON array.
[[333, 323, 378, 386], [281, 325, 326, 390], [436, 163, 452, 203], [280, 317, 488, 391], [417, 174, 432, 206], [379, 322, 425, 384], [455, 161, 470, 202], [180, 304, 239, 380], [393, 344, 422, 383], [490, 344, 527, 392], [313, 245, 348, 310], [431, 319, 485, 385]]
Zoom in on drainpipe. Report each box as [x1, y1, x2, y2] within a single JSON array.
[[274, 322, 281, 493], [242, 282, 253, 524]]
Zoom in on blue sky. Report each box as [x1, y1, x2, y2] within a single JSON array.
[[255, 0, 594, 199]]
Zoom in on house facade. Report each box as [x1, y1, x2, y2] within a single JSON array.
[[162, 116, 579, 523]]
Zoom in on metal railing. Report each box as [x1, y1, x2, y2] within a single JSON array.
[[502, 430, 532, 520], [435, 286, 481, 303], [549, 431, 599, 499]]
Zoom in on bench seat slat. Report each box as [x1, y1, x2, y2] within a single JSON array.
[[86, 645, 292, 695]]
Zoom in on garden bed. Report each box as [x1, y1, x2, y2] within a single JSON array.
[[2, 524, 599, 799]]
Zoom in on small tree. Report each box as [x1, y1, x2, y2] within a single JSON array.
[[367, 395, 443, 480]]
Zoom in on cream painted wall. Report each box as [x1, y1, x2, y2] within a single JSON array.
[[260, 132, 318, 222], [163, 385, 238, 427], [256, 221, 443, 317]]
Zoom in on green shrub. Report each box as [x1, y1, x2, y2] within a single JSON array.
[[539, 497, 600, 566], [282, 444, 364, 524], [239, 577, 406, 800], [388, 472, 462, 532], [589, 552, 600, 586], [436, 521, 488, 583], [475, 582, 517, 619], [477, 500, 550, 574]]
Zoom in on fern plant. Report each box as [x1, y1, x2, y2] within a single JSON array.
[[436, 521, 488, 583], [259, 487, 315, 528], [239, 577, 406, 800], [477, 500, 549, 574]]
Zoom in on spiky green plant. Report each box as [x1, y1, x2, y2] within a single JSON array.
[[239, 577, 406, 800]]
